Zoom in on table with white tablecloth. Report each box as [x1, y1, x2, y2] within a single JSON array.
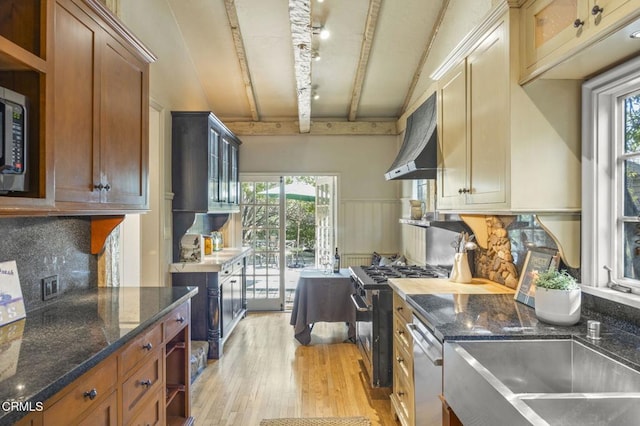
[[289, 268, 356, 345]]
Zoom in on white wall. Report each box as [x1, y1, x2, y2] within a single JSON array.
[[240, 134, 402, 258]]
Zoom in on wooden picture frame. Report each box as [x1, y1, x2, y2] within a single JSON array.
[[514, 249, 559, 308]]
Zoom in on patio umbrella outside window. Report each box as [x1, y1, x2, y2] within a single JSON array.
[[259, 182, 315, 268]]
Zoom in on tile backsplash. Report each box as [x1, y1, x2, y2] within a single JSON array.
[[0, 216, 96, 312]]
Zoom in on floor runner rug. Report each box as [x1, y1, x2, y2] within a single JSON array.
[[260, 417, 372, 426]]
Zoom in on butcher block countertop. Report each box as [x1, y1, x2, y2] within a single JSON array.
[[388, 277, 515, 300]]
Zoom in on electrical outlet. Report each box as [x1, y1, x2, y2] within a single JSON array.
[[42, 275, 59, 301]]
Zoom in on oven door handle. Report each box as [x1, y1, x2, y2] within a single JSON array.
[[406, 323, 443, 366], [350, 293, 371, 312]]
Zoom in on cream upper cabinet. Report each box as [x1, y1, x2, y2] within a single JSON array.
[[521, 0, 638, 82], [466, 22, 509, 206], [436, 4, 581, 213], [437, 61, 467, 210]]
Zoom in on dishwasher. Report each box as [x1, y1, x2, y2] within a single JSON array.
[[406, 314, 443, 426]]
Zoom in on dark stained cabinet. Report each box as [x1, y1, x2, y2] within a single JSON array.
[[172, 112, 241, 213], [53, 0, 153, 211], [172, 258, 247, 359]]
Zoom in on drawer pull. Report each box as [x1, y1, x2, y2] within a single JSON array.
[[176, 316, 185, 323], [140, 379, 153, 388], [142, 342, 153, 351], [83, 388, 98, 400], [591, 5, 603, 16], [573, 18, 584, 28]]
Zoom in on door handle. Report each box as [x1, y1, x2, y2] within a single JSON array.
[[350, 293, 371, 312]]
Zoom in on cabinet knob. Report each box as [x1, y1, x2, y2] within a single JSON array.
[[142, 342, 153, 351], [396, 329, 404, 335], [396, 306, 403, 312], [591, 5, 604, 16], [573, 18, 584, 28], [103, 183, 111, 192], [176, 316, 185, 323], [397, 391, 405, 397], [93, 183, 104, 191], [140, 379, 152, 388], [396, 356, 404, 364], [83, 388, 98, 400], [458, 188, 470, 194]]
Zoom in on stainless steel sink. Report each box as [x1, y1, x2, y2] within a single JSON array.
[[444, 339, 640, 426]]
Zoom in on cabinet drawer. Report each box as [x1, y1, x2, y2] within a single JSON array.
[[120, 322, 162, 376], [76, 390, 117, 426], [393, 334, 414, 385], [44, 355, 117, 425], [164, 302, 189, 340], [13, 411, 42, 426], [392, 366, 414, 426], [393, 313, 412, 350], [122, 351, 162, 423], [393, 292, 413, 324], [127, 388, 163, 426]]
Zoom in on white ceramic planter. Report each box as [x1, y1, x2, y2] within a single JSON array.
[[534, 288, 581, 326]]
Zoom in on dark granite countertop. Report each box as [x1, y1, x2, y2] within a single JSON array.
[[406, 293, 640, 372], [0, 286, 198, 425]]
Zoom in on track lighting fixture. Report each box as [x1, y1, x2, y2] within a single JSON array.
[[312, 25, 330, 40]]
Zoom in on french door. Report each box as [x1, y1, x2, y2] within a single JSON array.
[[240, 174, 337, 311], [241, 176, 285, 311]]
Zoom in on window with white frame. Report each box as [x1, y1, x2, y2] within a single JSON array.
[[583, 55, 640, 295]]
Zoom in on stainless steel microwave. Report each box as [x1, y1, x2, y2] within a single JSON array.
[[0, 86, 27, 193]]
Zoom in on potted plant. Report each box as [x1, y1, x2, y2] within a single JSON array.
[[534, 269, 581, 326]]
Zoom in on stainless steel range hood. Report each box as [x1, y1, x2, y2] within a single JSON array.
[[385, 93, 437, 180]]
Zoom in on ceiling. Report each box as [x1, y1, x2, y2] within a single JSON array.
[[159, 0, 452, 136]]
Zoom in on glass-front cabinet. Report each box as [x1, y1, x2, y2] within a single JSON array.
[[520, 0, 636, 82], [172, 111, 241, 213]]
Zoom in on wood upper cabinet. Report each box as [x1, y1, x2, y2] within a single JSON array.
[[520, 0, 638, 82], [436, 4, 581, 213], [53, 0, 152, 212]]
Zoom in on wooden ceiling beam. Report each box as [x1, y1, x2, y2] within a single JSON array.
[[289, 0, 312, 133], [224, 0, 259, 121], [226, 120, 397, 136], [348, 0, 382, 122]]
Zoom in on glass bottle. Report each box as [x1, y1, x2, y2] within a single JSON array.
[[333, 247, 340, 273]]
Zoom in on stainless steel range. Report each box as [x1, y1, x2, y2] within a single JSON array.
[[349, 264, 449, 389]]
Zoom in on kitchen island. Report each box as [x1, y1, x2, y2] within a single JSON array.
[[0, 286, 198, 425]]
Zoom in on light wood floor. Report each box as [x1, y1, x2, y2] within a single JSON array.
[[191, 312, 398, 426]]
